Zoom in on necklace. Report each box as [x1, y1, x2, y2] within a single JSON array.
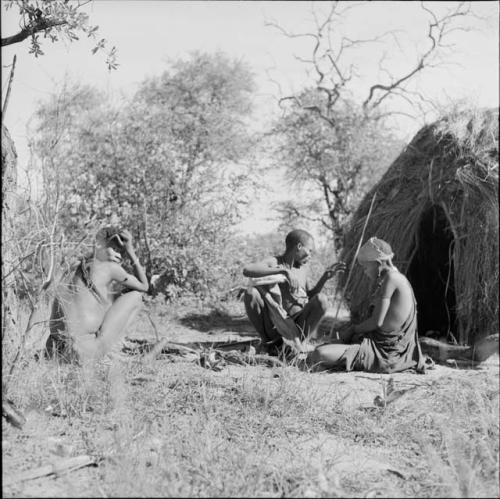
[[372, 268, 397, 297]]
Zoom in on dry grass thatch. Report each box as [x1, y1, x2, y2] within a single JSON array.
[[341, 107, 498, 345]]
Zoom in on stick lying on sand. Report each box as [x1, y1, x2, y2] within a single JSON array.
[[123, 337, 285, 368], [4, 455, 98, 486]]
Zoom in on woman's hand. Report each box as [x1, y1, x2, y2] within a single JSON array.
[[118, 229, 135, 255]]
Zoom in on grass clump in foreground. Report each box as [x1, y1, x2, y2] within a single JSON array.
[[3, 342, 499, 498]]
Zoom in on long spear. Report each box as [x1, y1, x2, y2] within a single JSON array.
[[332, 191, 378, 324]]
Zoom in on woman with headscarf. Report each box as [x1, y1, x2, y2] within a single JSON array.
[[310, 237, 425, 373]]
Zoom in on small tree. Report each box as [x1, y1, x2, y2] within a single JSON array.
[[272, 89, 402, 250], [266, 1, 484, 251]]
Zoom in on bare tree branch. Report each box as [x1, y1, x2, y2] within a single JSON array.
[[264, 20, 317, 41], [362, 1, 474, 113], [268, 0, 482, 247], [277, 202, 334, 232]]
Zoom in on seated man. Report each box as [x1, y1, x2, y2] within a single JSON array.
[[45, 227, 149, 363], [243, 229, 345, 355], [311, 237, 425, 373]]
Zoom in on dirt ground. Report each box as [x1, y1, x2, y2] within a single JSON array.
[[3, 303, 499, 498]]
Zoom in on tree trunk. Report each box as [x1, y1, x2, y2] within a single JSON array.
[[2, 124, 18, 341]]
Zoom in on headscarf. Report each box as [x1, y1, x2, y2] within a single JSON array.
[[357, 237, 394, 263]]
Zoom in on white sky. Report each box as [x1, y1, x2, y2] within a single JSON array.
[[1, 0, 499, 235]]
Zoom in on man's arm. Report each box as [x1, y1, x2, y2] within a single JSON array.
[[243, 257, 288, 278], [307, 262, 346, 298], [307, 274, 328, 298], [243, 257, 284, 279], [353, 275, 395, 334], [244, 257, 302, 290]]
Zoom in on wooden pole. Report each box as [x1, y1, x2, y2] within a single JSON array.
[[2, 55, 17, 118]]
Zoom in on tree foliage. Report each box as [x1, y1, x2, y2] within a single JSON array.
[[272, 89, 402, 251], [2, 0, 117, 69], [30, 52, 257, 299]]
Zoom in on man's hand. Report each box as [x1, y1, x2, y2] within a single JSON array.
[[284, 269, 300, 291], [323, 261, 347, 280]]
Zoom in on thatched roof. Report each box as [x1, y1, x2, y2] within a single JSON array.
[[341, 107, 498, 345]]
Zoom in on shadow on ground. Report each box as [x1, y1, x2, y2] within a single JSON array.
[[179, 308, 257, 336]]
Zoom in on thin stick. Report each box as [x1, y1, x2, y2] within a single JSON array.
[[333, 192, 378, 322], [146, 310, 160, 343], [2, 54, 16, 117], [4, 455, 97, 486]]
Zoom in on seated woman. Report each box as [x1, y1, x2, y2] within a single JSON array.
[[310, 237, 425, 373], [45, 227, 149, 364]]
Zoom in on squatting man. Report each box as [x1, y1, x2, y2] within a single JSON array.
[[243, 229, 345, 355]]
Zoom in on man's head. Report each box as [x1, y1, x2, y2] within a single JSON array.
[[95, 226, 124, 263], [285, 229, 315, 266], [357, 237, 394, 280]]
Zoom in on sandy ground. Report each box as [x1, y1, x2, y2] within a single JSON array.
[[2, 305, 499, 497]]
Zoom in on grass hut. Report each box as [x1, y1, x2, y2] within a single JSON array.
[[341, 108, 498, 346]]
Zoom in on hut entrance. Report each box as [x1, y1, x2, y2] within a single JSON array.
[[407, 205, 457, 339]]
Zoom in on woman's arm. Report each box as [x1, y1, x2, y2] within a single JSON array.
[[353, 274, 396, 334], [110, 230, 149, 292], [110, 264, 149, 292]]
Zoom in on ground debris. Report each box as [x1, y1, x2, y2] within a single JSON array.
[[122, 337, 285, 370], [2, 399, 26, 429], [3, 455, 99, 486]]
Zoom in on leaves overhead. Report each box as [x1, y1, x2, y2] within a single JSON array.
[[2, 0, 118, 70]]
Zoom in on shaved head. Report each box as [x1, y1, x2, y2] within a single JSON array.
[[285, 229, 314, 251]]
